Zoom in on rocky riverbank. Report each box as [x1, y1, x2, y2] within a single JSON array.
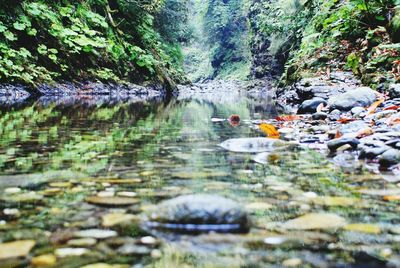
[[274, 71, 400, 172], [0, 82, 167, 100]]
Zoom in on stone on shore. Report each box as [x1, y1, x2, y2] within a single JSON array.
[[298, 98, 327, 114], [328, 87, 377, 111]]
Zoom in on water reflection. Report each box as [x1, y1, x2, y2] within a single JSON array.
[[0, 89, 398, 267]]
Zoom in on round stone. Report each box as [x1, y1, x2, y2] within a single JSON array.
[[143, 194, 251, 234]]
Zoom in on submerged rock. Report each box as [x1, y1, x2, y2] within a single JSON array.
[[282, 213, 347, 230], [328, 87, 377, 111], [143, 194, 251, 234], [0, 240, 36, 260], [219, 137, 290, 153], [85, 196, 139, 207]]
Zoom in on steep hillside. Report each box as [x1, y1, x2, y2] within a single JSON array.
[[0, 0, 187, 89], [253, 0, 400, 89]]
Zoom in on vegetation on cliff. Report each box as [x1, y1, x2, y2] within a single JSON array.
[[182, 0, 251, 82], [255, 0, 400, 89], [0, 0, 187, 88]]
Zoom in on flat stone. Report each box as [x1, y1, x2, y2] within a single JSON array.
[[116, 192, 137, 197], [327, 137, 360, 152], [117, 244, 151, 255], [86, 196, 139, 207], [140, 236, 157, 245], [67, 238, 97, 247], [101, 213, 137, 227], [31, 254, 57, 267], [282, 213, 347, 230], [97, 191, 115, 197], [74, 229, 118, 239], [344, 223, 381, 234], [101, 179, 142, 184], [49, 182, 73, 188], [4, 192, 43, 203], [245, 202, 273, 211], [328, 87, 377, 111], [357, 188, 400, 196], [55, 248, 89, 258], [340, 121, 369, 134], [219, 137, 290, 153], [283, 258, 303, 267], [171, 171, 229, 179], [4, 187, 21, 194], [0, 240, 36, 260], [311, 196, 360, 207]]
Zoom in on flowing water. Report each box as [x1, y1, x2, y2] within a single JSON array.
[[0, 85, 399, 267]]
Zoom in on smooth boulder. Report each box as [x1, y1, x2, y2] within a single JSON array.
[[143, 194, 251, 233], [327, 137, 360, 152], [328, 87, 377, 111], [379, 149, 400, 168], [219, 137, 289, 153], [388, 84, 400, 99], [298, 97, 327, 114]]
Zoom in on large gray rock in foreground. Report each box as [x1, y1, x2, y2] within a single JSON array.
[[143, 194, 251, 233], [328, 87, 377, 111]]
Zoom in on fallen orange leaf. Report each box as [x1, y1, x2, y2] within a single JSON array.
[[259, 123, 280, 139], [384, 105, 400, 111], [383, 196, 400, 201], [367, 98, 384, 115], [356, 127, 374, 138], [335, 130, 343, 139], [337, 117, 356, 124], [386, 115, 400, 125], [275, 115, 302, 121]]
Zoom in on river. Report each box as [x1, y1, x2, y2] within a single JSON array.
[[0, 83, 399, 267]]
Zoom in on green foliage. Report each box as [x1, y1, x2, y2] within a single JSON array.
[[0, 0, 186, 86], [262, 0, 400, 85], [346, 52, 361, 74], [183, 0, 251, 80], [256, 0, 319, 57]]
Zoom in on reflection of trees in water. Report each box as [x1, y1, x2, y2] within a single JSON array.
[[0, 92, 279, 177], [0, 99, 181, 176]]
